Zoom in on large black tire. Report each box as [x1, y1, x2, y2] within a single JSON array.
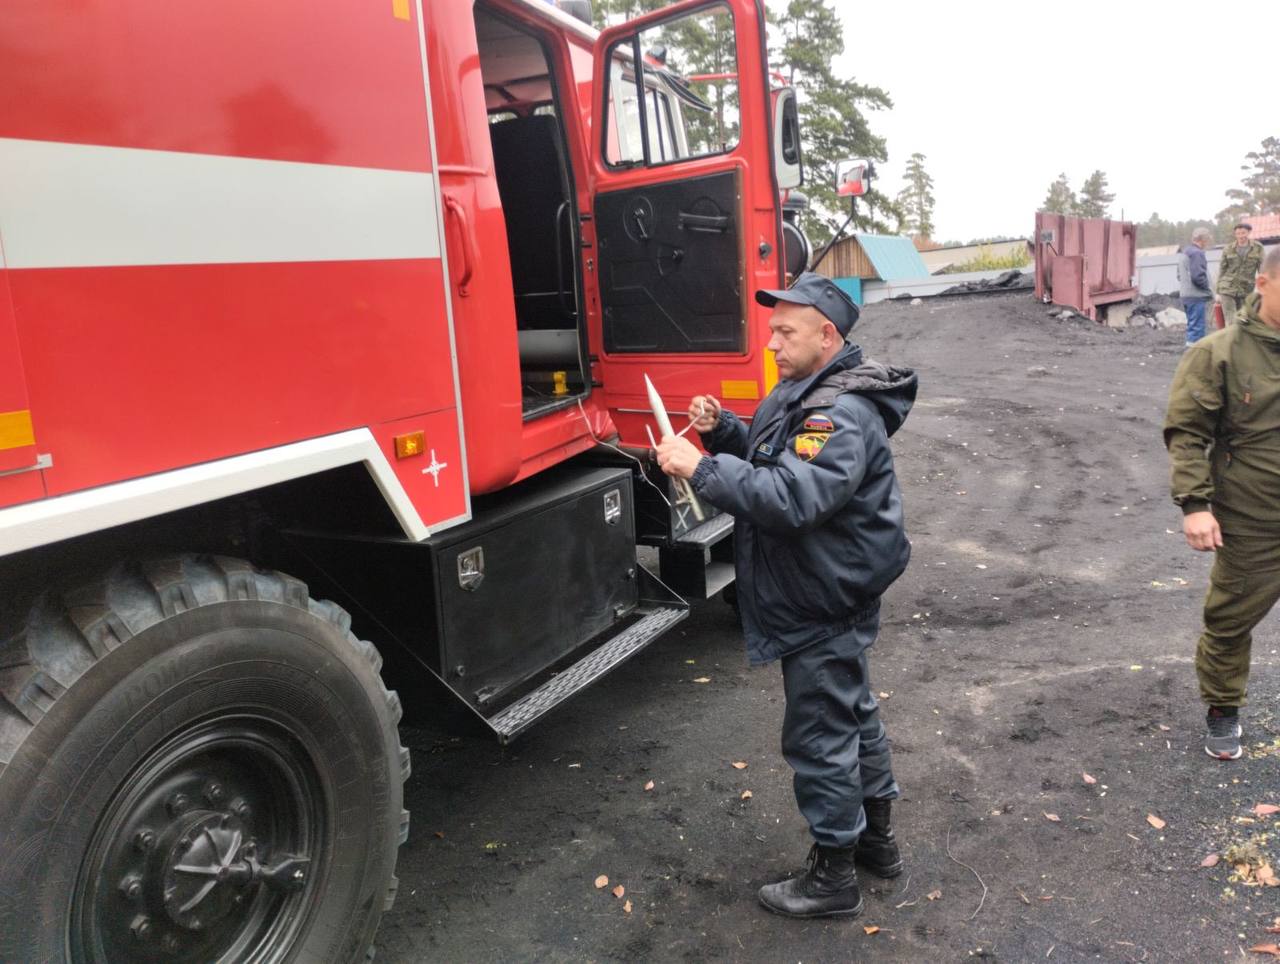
[[0, 555, 408, 962]]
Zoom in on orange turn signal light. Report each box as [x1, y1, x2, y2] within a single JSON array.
[[394, 431, 425, 459]]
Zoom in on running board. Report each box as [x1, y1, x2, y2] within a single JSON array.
[[484, 569, 688, 743]]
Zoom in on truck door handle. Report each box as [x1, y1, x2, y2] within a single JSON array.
[[678, 211, 730, 234], [630, 205, 651, 241], [443, 193, 476, 296]]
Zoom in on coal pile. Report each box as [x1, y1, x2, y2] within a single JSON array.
[[938, 269, 1034, 296]]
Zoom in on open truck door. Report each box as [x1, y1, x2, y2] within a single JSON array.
[[589, 1, 784, 450]]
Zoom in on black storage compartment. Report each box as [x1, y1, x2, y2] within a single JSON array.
[[284, 466, 638, 712]]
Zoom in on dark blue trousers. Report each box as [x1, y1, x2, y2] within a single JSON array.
[[780, 612, 898, 848], [1182, 298, 1208, 345]]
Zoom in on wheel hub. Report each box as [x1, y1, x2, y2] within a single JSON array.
[[159, 810, 255, 931], [72, 724, 322, 962]]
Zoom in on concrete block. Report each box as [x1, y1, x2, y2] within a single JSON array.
[[1154, 307, 1187, 329]]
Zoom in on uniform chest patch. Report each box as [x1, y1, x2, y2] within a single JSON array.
[[755, 441, 775, 456], [803, 413, 835, 433], [793, 433, 829, 461]]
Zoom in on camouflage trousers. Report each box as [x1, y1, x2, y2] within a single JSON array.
[[1220, 293, 1247, 326], [1197, 531, 1280, 707]]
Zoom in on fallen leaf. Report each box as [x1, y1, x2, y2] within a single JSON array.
[[1157, 724, 1171, 732], [1038, 895, 1054, 901], [1082, 772, 1097, 785], [623, 899, 632, 914], [926, 889, 942, 901], [692, 677, 711, 684], [1258, 864, 1280, 888], [612, 884, 626, 899], [1248, 945, 1280, 958], [594, 875, 609, 889], [484, 841, 502, 851], [1043, 811, 1061, 822], [741, 790, 753, 800], [1267, 926, 1280, 935], [878, 691, 891, 699], [1129, 664, 1144, 670], [1201, 853, 1220, 867], [434, 831, 445, 839], [1254, 803, 1280, 817], [731, 761, 748, 770], [1146, 814, 1166, 830], [644, 780, 655, 791], [863, 925, 880, 935], [685, 659, 696, 664]]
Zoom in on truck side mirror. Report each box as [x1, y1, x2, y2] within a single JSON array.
[[835, 157, 874, 199], [773, 87, 803, 190]]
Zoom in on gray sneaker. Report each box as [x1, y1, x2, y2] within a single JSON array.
[[1205, 710, 1243, 760]]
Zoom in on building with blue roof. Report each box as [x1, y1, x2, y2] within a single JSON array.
[[811, 233, 930, 304]]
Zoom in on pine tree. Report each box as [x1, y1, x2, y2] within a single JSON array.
[[1075, 170, 1114, 218], [894, 152, 936, 239], [1040, 173, 1076, 215], [768, 0, 898, 239], [1219, 136, 1280, 219]]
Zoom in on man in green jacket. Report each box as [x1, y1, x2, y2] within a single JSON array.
[[1215, 223, 1265, 326], [1164, 246, 1280, 760]]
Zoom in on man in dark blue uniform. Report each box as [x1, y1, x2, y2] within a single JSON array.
[[656, 272, 916, 919]]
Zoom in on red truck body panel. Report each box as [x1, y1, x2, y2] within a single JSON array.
[[0, 0, 782, 548]]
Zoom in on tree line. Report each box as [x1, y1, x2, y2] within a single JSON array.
[[1039, 137, 1279, 247]]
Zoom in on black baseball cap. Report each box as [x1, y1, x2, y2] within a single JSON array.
[[755, 271, 860, 336]]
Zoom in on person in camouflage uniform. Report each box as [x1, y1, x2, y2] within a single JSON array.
[[1215, 223, 1266, 326], [1164, 246, 1280, 760]]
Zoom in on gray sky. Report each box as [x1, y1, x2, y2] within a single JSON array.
[[832, 0, 1271, 242]]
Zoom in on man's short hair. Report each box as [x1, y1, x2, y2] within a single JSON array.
[[1234, 222, 1253, 232], [1264, 246, 1280, 277], [1192, 227, 1214, 243]]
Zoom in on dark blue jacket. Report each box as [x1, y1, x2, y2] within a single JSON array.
[[691, 343, 916, 664]]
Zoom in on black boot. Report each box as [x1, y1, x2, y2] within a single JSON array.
[[855, 798, 904, 878], [757, 844, 864, 918]]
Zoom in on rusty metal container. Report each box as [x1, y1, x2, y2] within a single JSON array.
[[1034, 212, 1137, 320]]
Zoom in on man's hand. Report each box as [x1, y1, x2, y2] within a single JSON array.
[[655, 435, 703, 480], [688, 395, 721, 434], [1184, 510, 1223, 551]]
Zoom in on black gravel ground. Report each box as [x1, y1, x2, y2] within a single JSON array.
[[377, 292, 1280, 962]]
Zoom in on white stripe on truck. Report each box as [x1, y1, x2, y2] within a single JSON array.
[[0, 138, 441, 269]]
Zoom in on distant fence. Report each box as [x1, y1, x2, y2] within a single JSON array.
[[857, 244, 1276, 305], [1139, 244, 1275, 296]]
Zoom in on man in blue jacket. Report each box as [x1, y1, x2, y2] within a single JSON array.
[[655, 272, 917, 918], [1179, 227, 1216, 345]]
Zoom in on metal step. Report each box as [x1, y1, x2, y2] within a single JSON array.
[[674, 510, 734, 548], [485, 600, 687, 743]]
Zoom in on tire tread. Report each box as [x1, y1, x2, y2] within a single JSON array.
[[0, 554, 411, 944]]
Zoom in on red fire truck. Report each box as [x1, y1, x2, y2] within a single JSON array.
[[0, 0, 808, 957]]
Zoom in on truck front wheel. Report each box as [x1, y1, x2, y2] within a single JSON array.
[[0, 556, 408, 962]]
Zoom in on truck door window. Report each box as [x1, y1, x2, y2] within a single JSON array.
[[604, 3, 739, 169]]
